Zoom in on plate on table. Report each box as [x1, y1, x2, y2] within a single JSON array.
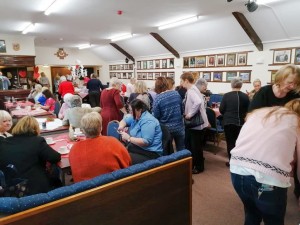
[[57, 147, 70, 155]]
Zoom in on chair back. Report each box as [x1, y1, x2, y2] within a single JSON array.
[[160, 124, 174, 156], [107, 120, 121, 140], [208, 94, 223, 106], [54, 101, 61, 117], [206, 107, 217, 129]]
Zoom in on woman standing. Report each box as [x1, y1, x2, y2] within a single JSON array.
[[100, 77, 126, 135], [181, 72, 209, 174], [152, 77, 185, 151], [230, 99, 300, 225], [219, 77, 250, 166]]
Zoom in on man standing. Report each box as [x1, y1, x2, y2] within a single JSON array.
[[87, 73, 103, 107]]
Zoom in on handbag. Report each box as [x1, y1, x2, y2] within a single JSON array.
[[184, 110, 204, 128]]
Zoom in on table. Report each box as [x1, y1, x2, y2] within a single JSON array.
[[10, 108, 53, 118], [5, 100, 34, 111], [36, 118, 69, 135]]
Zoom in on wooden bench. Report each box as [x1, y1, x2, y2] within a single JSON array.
[[0, 150, 192, 225]]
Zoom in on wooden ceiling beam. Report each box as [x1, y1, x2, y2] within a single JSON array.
[[109, 43, 135, 63], [232, 12, 263, 51], [150, 32, 180, 58]]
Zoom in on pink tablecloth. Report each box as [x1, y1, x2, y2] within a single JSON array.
[[11, 108, 50, 117], [5, 101, 34, 109], [77, 92, 88, 99]]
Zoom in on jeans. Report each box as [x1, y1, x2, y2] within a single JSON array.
[[231, 173, 287, 225], [170, 129, 185, 151]]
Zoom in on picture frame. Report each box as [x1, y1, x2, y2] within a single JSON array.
[[195, 56, 206, 67], [161, 72, 167, 77], [162, 59, 167, 69], [143, 61, 147, 69], [137, 73, 142, 80], [155, 72, 160, 79], [121, 72, 127, 79], [142, 73, 147, 80], [270, 70, 277, 83], [148, 60, 154, 69], [225, 71, 238, 82], [183, 57, 189, 68], [237, 53, 247, 66], [0, 40, 6, 53], [239, 71, 251, 83], [273, 49, 291, 64], [294, 48, 300, 65], [155, 60, 160, 69], [207, 55, 215, 67], [189, 57, 195, 68], [212, 71, 223, 82], [202, 72, 211, 82], [216, 55, 225, 67], [128, 73, 133, 79], [147, 73, 153, 80], [167, 72, 175, 79], [137, 61, 141, 70], [168, 58, 174, 68], [226, 54, 236, 66]]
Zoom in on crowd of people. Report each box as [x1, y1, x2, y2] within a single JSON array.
[[1, 64, 300, 224]]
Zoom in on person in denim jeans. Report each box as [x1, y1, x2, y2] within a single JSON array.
[[230, 99, 300, 225]]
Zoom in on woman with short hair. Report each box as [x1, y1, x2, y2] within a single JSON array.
[[40, 89, 56, 112], [0, 110, 12, 138], [128, 80, 153, 110], [28, 84, 43, 103], [118, 99, 163, 164], [58, 93, 73, 119], [0, 116, 61, 195], [69, 112, 131, 182], [219, 77, 250, 166]]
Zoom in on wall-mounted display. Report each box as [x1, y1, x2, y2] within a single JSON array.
[[137, 58, 175, 70], [295, 48, 300, 64], [239, 71, 251, 83], [0, 40, 6, 53], [195, 56, 206, 67], [183, 58, 189, 68], [226, 54, 236, 66], [207, 55, 215, 67], [162, 59, 167, 69], [155, 60, 160, 68], [237, 53, 247, 66], [216, 55, 225, 67], [213, 72, 223, 82], [169, 58, 174, 68], [189, 57, 195, 68], [202, 72, 211, 82], [273, 49, 291, 65], [269, 70, 277, 83], [109, 72, 133, 79], [109, 64, 134, 71], [226, 71, 238, 82]]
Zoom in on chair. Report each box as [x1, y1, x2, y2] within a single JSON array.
[[54, 101, 61, 118], [160, 124, 174, 156], [208, 94, 223, 107], [107, 120, 121, 141], [205, 107, 224, 147]]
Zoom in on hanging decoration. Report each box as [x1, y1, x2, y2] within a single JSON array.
[[18, 70, 27, 78], [33, 66, 40, 79], [69, 59, 87, 80]]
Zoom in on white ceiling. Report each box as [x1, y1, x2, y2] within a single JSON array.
[[0, 0, 298, 62]]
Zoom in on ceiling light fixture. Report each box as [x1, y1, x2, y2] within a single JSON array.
[[22, 23, 35, 34], [158, 16, 199, 30], [78, 44, 92, 50], [111, 34, 133, 42], [246, 0, 258, 12], [44, 0, 58, 16]]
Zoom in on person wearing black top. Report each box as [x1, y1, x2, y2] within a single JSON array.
[[87, 73, 104, 107], [219, 77, 250, 165]]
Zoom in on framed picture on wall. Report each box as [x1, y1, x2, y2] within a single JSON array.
[[237, 53, 247, 66], [169, 58, 174, 68], [162, 59, 167, 68], [189, 57, 195, 68], [294, 48, 300, 64], [212, 72, 223, 82], [0, 40, 6, 53], [168, 72, 175, 79], [161, 72, 167, 77], [147, 73, 153, 80], [137, 73, 142, 80], [270, 70, 277, 83], [207, 55, 215, 67], [143, 61, 147, 69], [273, 49, 291, 64], [128, 73, 133, 79], [121, 72, 127, 79], [239, 71, 251, 83], [202, 72, 211, 82], [155, 72, 160, 79], [195, 56, 206, 67], [226, 54, 236, 66], [155, 60, 160, 68], [148, 60, 154, 69], [183, 57, 189, 68], [225, 71, 238, 82], [137, 61, 141, 70], [216, 55, 225, 67]]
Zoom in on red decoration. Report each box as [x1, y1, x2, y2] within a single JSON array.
[[117, 10, 123, 15], [18, 70, 27, 78], [76, 65, 79, 69], [33, 66, 40, 79]]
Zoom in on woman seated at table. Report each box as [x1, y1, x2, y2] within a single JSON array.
[[40, 89, 56, 113], [69, 112, 131, 182], [0, 116, 61, 195], [58, 93, 73, 119], [0, 110, 12, 138], [118, 99, 163, 164], [28, 84, 43, 103], [62, 95, 101, 128], [36, 87, 49, 106]]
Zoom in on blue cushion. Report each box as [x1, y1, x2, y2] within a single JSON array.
[[19, 193, 51, 211], [111, 168, 133, 180], [142, 159, 163, 169], [70, 180, 97, 193], [127, 163, 147, 174], [0, 197, 20, 214], [47, 186, 75, 201], [92, 173, 115, 186]]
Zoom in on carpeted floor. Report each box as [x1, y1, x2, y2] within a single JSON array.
[[192, 141, 300, 225]]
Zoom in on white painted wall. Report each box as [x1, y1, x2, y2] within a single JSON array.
[[0, 34, 35, 55]]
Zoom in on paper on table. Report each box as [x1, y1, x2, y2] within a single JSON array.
[[36, 118, 63, 130]]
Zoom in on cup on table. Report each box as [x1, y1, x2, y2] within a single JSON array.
[[46, 137, 54, 145]]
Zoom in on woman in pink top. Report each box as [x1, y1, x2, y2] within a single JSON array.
[[40, 89, 56, 112], [230, 99, 300, 225]]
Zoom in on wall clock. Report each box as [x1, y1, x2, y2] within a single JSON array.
[[55, 48, 68, 59]]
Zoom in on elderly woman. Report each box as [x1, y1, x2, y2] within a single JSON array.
[[230, 99, 300, 225], [100, 77, 126, 135], [181, 72, 209, 174], [69, 112, 131, 182], [28, 84, 43, 103], [195, 78, 209, 108], [219, 77, 250, 166], [58, 93, 73, 119], [118, 99, 163, 164], [0, 110, 12, 138], [0, 116, 61, 195], [58, 75, 75, 98], [247, 78, 261, 100], [63, 95, 101, 128], [152, 77, 185, 151], [128, 80, 153, 110]]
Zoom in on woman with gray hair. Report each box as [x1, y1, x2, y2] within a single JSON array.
[[58, 93, 73, 119], [219, 77, 250, 166], [195, 78, 209, 107], [0, 110, 12, 138], [62, 95, 101, 128], [69, 112, 131, 182], [100, 77, 126, 135]]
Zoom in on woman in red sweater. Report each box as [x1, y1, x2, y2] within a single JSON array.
[[69, 112, 131, 182]]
